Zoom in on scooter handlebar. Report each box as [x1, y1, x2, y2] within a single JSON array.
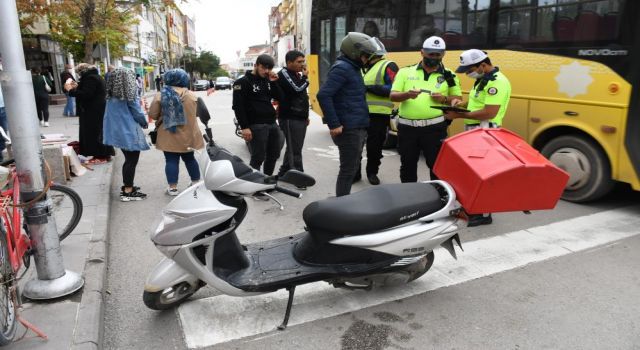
[[274, 186, 302, 199]]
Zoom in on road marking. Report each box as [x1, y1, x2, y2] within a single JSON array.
[[178, 206, 640, 348]]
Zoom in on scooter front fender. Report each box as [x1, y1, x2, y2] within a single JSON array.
[[144, 257, 200, 293]]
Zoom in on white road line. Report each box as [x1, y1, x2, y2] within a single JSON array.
[[178, 206, 640, 348]]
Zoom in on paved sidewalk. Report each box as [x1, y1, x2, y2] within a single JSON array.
[[6, 92, 155, 350]]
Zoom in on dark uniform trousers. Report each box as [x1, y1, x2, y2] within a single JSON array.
[[397, 121, 448, 182], [364, 114, 390, 176]]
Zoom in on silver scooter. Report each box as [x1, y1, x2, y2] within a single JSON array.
[[143, 110, 464, 329]]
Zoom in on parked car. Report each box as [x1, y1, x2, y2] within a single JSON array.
[[215, 77, 232, 90], [193, 79, 210, 91]]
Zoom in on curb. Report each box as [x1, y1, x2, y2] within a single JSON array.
[[70, 163, 114, 350]]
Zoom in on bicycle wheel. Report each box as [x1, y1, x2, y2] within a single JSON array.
[[0, 222, 17, 345], [48, 184, 83, 241]]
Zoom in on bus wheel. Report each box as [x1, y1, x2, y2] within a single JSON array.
[[541, 135, 614, 203]]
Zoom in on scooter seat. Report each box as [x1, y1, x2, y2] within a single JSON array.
[[303, 183, 444, 238]]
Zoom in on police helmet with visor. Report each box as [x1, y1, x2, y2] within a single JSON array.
[[340, 32, 385, 62]]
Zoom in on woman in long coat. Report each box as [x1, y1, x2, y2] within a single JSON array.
[[67, 63, 114, 163], [148, 69, 204, 195]]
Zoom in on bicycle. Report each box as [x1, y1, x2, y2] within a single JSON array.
[[0, 163, 47, 345], [0, 159, 82, 242]]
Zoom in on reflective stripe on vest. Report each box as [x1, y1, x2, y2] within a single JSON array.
[[363, 59, 394, 114]]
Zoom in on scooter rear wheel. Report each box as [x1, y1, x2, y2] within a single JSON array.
[[143, 281, 202, 310]]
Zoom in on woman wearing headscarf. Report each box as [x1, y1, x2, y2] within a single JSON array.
[[148, 69, 204, 195], [67, 63, 115, 163], [103, 68, 150, 201]]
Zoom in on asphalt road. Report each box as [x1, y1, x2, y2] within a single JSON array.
[[103, 90, 640, 350]]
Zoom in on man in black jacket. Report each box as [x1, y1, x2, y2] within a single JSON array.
[[276, 50, 310, 184], [232, 54, 283, 175]]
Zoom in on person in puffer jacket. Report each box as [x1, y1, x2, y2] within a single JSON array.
[[317, 32, 385, 196]]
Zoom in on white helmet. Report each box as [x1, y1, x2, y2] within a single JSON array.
[[422, 36, 446, 54]]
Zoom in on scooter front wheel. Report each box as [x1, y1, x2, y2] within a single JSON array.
[[143, 281, 203, 310]]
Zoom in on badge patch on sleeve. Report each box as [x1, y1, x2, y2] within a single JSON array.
[[487, 87, 498, 95], [233, 85, 242, 91]]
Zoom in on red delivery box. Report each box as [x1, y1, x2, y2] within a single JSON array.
[[433, 128, 569, 214]]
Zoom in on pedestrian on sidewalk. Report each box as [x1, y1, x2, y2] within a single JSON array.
[[276, 50, 310, 184], [67, 63, 115, 164], [31, 67, 52, 127], [155, 75, 162, 92], [148, 68, 204, 196], [103, 68, 150, 201], [60, 64, 77, 117]]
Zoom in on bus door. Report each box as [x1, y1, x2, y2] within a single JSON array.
[[317, 13, 347, 85]]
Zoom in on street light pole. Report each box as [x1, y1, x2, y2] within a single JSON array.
[[0, 0, 83, 299]]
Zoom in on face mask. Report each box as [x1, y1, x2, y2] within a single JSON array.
[[467, 69, 484, 80], [423, 57, 441, 68]]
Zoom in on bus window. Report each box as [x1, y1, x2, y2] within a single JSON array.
[[496, 0, 624, 45], [465, 0, 491, 46], [319, 19, 331, 83], [352, 0, 405, 50]]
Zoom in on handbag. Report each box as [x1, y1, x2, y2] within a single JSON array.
[[42, 76, 51, 93], [149, 129, 158, 144], [149, 120, 161, 145]]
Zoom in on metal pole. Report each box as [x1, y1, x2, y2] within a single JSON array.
[[106, 37, 111, 66], [0, 0, 83, 299]]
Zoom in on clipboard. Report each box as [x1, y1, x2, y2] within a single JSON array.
[[431, 106, 470, 113]]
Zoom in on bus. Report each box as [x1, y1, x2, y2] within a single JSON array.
[[305, 0, 640, 203]]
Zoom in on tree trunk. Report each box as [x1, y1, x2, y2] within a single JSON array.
[[83, 40, 94, 64], [81, 0, 96, 63]]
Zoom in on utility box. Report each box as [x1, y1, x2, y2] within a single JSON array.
[[433, 128, 569, 214]]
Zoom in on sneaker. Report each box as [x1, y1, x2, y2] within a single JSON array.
[[120, 190, 147, 202], [120, 186, 141, 195], [166, 187, 179, 196], [367, 174, 380, 185], [44, 122, 50, 127], [40, 120, 45, 127], [467, 214, 493, 227], [295, 185, 307, 190]]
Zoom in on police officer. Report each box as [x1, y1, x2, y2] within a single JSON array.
[[446, 49, 511, 131], [445, 49, 512, 226], [232, 54, 284, 176], [360, 39, 399, 185], [390, 36, 461, 182]]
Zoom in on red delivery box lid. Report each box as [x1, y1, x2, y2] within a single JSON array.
[[433, 128, 569, 214]]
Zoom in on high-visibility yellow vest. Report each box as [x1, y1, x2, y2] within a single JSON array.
[[363, 59, 394, 115]]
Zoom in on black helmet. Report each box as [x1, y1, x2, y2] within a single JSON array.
[[340, 32, 384, 61]]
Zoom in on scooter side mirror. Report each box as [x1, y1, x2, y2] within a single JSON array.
[[196, 97, 211, 126], [279, 170, 316, 187]]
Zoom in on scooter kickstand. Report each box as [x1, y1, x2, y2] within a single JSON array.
[[277, 286, 296, 330]]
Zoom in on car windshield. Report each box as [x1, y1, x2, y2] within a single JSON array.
[[216, 77, 230, 83], [197, 80, 208, 84]]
